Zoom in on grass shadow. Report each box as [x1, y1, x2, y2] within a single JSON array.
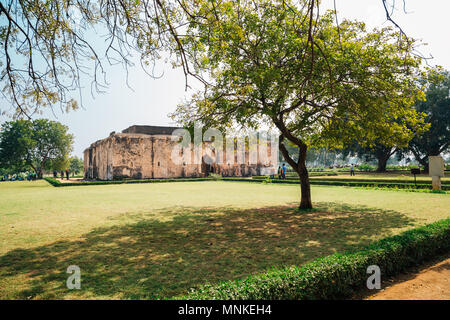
[[0, 202, 416, 299]]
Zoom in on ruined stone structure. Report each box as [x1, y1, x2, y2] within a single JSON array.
[[84, 125, 276, 180]]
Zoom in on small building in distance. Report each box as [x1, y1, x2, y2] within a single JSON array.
[[84, 125, 277, 180]]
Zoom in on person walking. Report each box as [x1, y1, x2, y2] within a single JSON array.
[[282, 163, 287, 179], [350, 164, 355, 176], [277, 166, 282, 179], [65, 169, 70, 180]]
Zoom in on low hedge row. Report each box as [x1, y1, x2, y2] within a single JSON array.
[[308, 180, 450, 190], [309, 177, 450, 186], [44, 176, 449, 191], [183, 218, 450, 300], [254, 172, 338, 179], [44, 177, 213, 187], [236, 177, 450, 190]]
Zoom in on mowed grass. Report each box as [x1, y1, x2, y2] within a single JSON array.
[[0, 180, 449, 299]]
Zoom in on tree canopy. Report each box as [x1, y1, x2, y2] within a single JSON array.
[[69, 156, 84, 175], [0, 0, 415, 118], [408, 69, 450, 169], [0, 119, 73, 177], [171, 0, 427, 208]]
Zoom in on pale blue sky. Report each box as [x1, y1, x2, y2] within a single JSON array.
[[2, 0, 450, 158]]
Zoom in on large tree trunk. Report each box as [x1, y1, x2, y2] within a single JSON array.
[[280, 138, 312, 210], [376, 156, 388, 172], [278, 134, 313, 210], [297, 156, 312, 209]]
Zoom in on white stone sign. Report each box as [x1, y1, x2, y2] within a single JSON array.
[[429, 156, 445, 190], [429, 156, 445, 177]]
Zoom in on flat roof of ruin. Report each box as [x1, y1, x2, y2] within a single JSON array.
[[83, 125, 184, 153], [122, 125, 182, 135]]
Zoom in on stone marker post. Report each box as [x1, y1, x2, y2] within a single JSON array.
[[429, 156, 445, 191]]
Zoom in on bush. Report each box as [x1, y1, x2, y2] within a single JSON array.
[[357, 164, 375, 172], [44, 177, 213, 187], [308, 177, 450, 186], [183, 219, 450, 300], [44, 177, 61, 186], [386, 165, 406, 171], [308, 180, 450, 190], [224, 177, 449, 190], [262, 176, 272, 184], [209, 173, 222, 181]]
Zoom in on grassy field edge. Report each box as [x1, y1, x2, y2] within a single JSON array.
[[180, 218, 450, 300]]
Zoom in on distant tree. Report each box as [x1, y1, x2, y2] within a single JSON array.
[[0, 119, 73, 178], [0, 167, 11, 177], [69, 157, 84, 176], [0, 120, 34, 172], [172, 1, 426, 209], [344, 143, 399, 172], [408, 69, 450, 171], [51, 156, 70, 172]]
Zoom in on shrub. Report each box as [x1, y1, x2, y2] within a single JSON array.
[[224, 177, 449, 190], [44, 177, 213, 187], [386, 165, 407, 171], [357, 164, 375, 172], [308, 177, 450, 186], [262, 176, 272, 184], [209, 173, 223, 181], [44, 177, 61, 186], [183, 219, 450, 300]]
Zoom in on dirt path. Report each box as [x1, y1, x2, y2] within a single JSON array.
[[366, 255, 450, 300]]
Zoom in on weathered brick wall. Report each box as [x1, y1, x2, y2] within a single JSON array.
[[84, 135, 114, 180], [111, 134, 153, 179], [84, 132, 276, 180]]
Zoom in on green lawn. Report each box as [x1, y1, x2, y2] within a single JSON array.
[[0, 180, 449, 299]]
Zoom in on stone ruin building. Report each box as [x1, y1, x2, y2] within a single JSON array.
[[84, 125, 277, 180]]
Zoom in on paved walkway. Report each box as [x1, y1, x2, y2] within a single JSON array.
[[367, 256, 450, 300]]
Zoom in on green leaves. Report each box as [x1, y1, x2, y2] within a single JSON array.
[[408, 68, 450, 165], [0, 119, 73, 175], [173, 0, 426, 151]]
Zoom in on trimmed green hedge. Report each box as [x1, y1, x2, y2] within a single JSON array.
[[44, 176, 449, 191], [183, 218, 450, 300], [309, 177, 450, 186], [254, 172, 338, 179], [308, 180, 450, 190], [44, 177, 213, 187], [231, 177, 450, 190]]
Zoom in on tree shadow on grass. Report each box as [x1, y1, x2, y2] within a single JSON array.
[[0, 202, 416, 299]]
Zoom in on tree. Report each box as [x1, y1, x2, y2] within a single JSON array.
[[69, 157, 84, 176], [0, 0, 185, 118], [0, 0, 414, 118], [172, 0, 426, 209], [51, 156, 70, 172], [343, 142, 398, 172], [408, 69, 450, 171], [0, 120, 34, 172], [0, 119, 73, 177]]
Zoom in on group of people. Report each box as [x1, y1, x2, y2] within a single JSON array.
[[277, 164, 287, 179], [1, 172, 38, 181], [53, 169, 71, 180]]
